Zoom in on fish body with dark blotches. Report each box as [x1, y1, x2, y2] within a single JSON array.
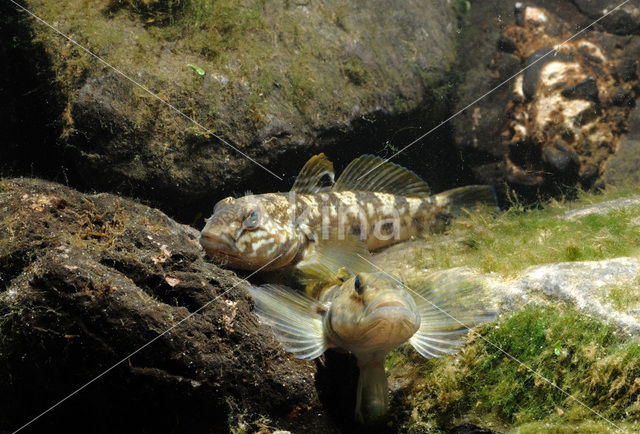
[[200, 154, 497, 275], [248, 268, 495, 425]]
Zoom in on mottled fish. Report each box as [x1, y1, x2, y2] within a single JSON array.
[[248, 267, 495, 424], [200, 154, 496, 274]]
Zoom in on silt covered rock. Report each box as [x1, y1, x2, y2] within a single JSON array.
[[0, 178, 333, 433]]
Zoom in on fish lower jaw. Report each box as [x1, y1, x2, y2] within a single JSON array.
[[199, 234, 235, 254]]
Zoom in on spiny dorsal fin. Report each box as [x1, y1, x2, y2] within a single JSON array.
[[247, 284, 328, 359], [291, 153, 335, 194], [408, 272, 496, 359], [332, 155, 430, 197], [296, 237, 374, 288]]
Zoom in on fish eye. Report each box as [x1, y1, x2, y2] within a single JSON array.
[[354, 275, 363, 295], [243, 210, 260, 229]]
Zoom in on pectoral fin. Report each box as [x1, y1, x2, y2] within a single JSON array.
[[408, 273, 496, 358], [296, 237, 374, 286], [247, 284, 328, 360]]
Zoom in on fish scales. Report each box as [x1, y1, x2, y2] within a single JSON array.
[[200, 154, 497, 273], [247, 270, 497, 425], [296, 191, 438, 251]]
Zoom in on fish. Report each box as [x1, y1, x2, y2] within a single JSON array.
[[200, 153, 497, 274], [247, 269, 495, 425]]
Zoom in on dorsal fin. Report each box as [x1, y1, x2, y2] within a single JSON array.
[[332, 155, 430, 197], [291, 153, 335, 194]]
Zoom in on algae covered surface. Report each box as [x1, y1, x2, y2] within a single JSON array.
[[382, 186, 640, 432], [11, 0, 462, 224], [417, 186, 640, 277], [389, 305, 640, 433]]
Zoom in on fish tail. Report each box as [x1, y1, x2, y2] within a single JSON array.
[[355, 359, 388, 425], [433, 185, 498, 216]]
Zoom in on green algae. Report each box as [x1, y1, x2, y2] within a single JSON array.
[[417, 185, 640, 276], [388, 305, 640, 432], [604, 278, 640, 311], [24, 0, 460, 160], [341, 58, 368, 86]]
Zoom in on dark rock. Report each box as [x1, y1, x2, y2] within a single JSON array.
[[612, 59, 638, 82], [497, 35, 517, 53], [579, 161, 600, 185], [0, 178, 335, 433], [523, 48, 572, 101], [572, 0, 640, 35], [494, 53, 522, 87], [561, 77, 599, 102], [574, 106, 600, 126], [611, 87, 634, 106], [542, 141, 580, 174]]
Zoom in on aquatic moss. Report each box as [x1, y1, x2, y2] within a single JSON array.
[[417, 185, 640, 276], [603, 278, 640, 311], [107, 0, 187, 22], [341, 58, 368, 86], [286, 57, 317, 114], [389, 305, 640, 432]]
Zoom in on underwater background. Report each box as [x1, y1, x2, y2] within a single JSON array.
[[1, 0, 640, 432]]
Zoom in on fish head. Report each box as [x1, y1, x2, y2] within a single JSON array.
[[199, 194, 302, 270], [325, 272, 420, 359]]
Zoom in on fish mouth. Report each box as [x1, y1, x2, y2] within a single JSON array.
[[363, 293, 416, 319], [199, 232, 236, 255], [360, 293, 420, 345], [365, 304, 417, 325]]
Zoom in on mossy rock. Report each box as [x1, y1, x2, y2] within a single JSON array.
[[387, 305, 640, 432], [2, 0, 462, 224]]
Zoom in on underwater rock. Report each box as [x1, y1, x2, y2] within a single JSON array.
[[1, 0, 461, 224], [572, 0, 640, 35], [453, 1, 640, 198], [600, 102, 640, 187], [564, 194, 640, 220], [0, 178, 335, 433], [560, 76, 600, 102], [374, 243, 640, 335], [508, 258, 640, 334]]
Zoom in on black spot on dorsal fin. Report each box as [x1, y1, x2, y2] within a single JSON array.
[[291, 153, 336, 194]]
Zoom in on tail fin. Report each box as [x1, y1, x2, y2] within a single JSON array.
[[433, 185, 498, 216]]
